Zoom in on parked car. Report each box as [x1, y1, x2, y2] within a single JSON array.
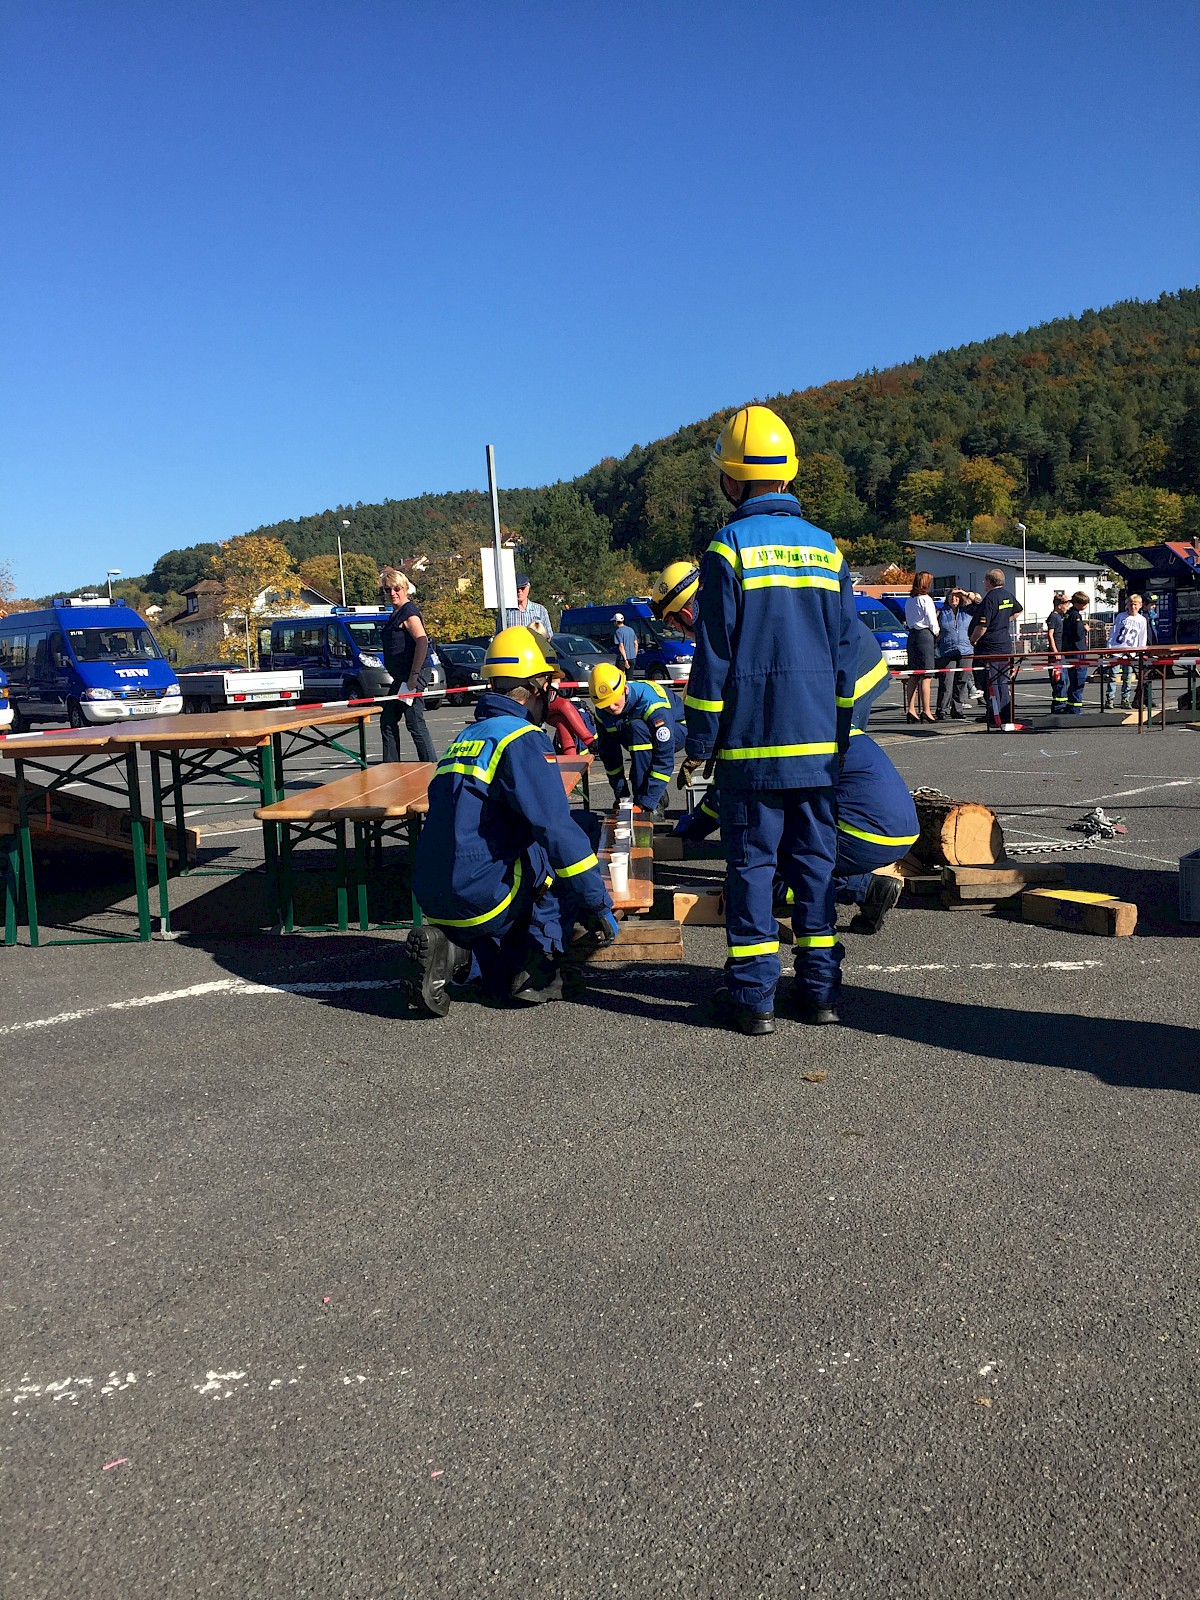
[[550, 633, 619, 696], [261, 608, 447, 708], [438, 641, 487, 700], [853, 595, 910, 667]]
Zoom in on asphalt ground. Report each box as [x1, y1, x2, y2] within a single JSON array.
[[2, 678, 1199, 1599]]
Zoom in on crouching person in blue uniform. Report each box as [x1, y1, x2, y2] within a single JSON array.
[[402, 627, 618, 1017], [588, 664, 685, 819]]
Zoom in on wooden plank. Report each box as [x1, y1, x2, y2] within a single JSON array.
[[570, 921, 684, 963], [652, 833, 684, 861], [0, 729, 113, 759], [553, 754, 593, 796], [943, 861, 1067, 887], [674, 888, 725, 925], [107, 704, 378, 749], [256, 762, 434, 822], [1021, 888, 1137, 937]]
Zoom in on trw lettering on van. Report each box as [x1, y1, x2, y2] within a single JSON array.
[[115, 668, 151, 678]]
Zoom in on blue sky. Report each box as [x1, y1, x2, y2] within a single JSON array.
[[3, 0, 1197, 597]]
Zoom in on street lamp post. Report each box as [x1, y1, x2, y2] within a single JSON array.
[[106, 568, 121, 600], [337, 521, 349, 607], [1014, 523, 1028, 611]]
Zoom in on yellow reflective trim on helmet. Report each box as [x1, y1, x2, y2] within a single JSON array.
[[854, 657, 889, 699], [556, 851, 599, 880], [792, 933, 838, 948], [684, 694, 724, 712], [836, 822, 920, 847], [740, 543, 842, 573], [727, 939, 779, 958], [741, 574, 842, 593], [433, 722, 540, 784], [717, 742, 838, 760], [708, 540, 741, 572], [433, 860, 524, 928]]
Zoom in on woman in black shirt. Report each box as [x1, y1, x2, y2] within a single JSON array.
[[379, 567, 437, 763]]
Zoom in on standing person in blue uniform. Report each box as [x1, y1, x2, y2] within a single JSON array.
[[1045, 592, 1070, 713], [671, 605, 915, 935], [403, 627, 617, 1018], [969, 569, 1023, 729], [1061, 590, 1092, 713], [588, 663, 684, 819], [379, 568, 437, 764], [678, 405, 859, 1035]]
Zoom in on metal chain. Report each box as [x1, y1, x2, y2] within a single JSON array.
[[908, 787, 1118, 856]]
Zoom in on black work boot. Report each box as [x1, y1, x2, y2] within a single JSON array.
[[711, 986, 775, 1036], [510, 950, 564, 1005], [849, 873, 903, 936], [778, 983, 841, 1025], [402, 925, 466, 1018]]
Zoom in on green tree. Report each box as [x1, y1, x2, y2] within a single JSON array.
[[793, 452, 852, 528], [298, 551, 381, 605], [954, 457, 1017, 521], [1106, 486, 1185, 542], [517, 484, 619, 608], [895, 469, 948, 523]]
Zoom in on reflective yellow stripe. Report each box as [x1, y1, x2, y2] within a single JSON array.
[[793, 933, 837, 948], [684, 694, 724, 712], [854, 657, 888, 700], [836, 822, 919, 847], [434, 723, 540, 784], [629, 742, 653, 752], [849, 726, 865, 737], [740, 543, 843, 574], [649, 770, 671, 782], [709, 540, 740, 571], [835, 695, 854, 708], [742, 574, 841, 593], [699, 799, 718, 819], [433, 861, 523, 928], [727, 940, 779, 958], [718, 742, 837, 761], [556, 851, 599, 880]]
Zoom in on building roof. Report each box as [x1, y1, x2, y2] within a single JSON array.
[[907, 540, 1104, 573]]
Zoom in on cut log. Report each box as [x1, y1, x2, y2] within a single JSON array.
[[913, 793, 1004, 866], [1021, 888, 1137, 937]]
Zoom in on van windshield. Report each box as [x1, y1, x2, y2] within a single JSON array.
[[345, 622, 385, 652], [859, 608, 900, 633], [67, 627, 162, 663]]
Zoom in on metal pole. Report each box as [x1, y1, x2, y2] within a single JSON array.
[[338, 523, 349, 607], [486, 444, 506, 636]]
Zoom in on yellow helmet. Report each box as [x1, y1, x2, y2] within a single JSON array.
[[588, 661, 627, 709], [482, 626, 562, 683], [710, 404, 798, 484], [650, 560, 700, 623]]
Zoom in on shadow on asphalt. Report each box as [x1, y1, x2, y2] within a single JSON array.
[[843, 987, 1200, 1095]]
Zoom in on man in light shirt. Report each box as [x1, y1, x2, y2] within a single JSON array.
[[1105, 592, 1148, 711]]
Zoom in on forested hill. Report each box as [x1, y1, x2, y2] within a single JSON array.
[[143, 287, 1200, 595]]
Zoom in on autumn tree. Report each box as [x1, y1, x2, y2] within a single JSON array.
[[0, 560, 16, 613], [793, 452, 853, 529], [517, 484, 619, 610], [1106, 486, 1185, 542], [210, 534, 301, 668]]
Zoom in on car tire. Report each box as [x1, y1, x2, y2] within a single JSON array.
[[67, 699, 86, 728]]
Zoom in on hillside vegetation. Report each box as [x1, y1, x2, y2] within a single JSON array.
[[84, 287, 1200, 607]]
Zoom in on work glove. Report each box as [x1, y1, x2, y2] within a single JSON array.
[[580, 906, 619, 947], [677, 755, 707, 792]]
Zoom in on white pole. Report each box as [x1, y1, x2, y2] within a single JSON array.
[[485, 445, 506, 636], [338, 522, 349, 607]]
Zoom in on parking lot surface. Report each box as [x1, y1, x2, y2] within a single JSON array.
[[2, 689, 1198, 1598]]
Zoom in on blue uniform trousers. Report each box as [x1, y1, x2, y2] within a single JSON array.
[[1068, 663, 1089, 708], [720, 787, 840, 1013], [603, 719, 659, 802], [430, 843, 572, 992], [834, 829, 906, 906], [1049, 663, 1069, 711]]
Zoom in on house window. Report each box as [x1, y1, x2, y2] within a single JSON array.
[[1077, 576, 1087, 585], [931, 576, 956, 596], [187, 594, 199, 614], [1037, 573, 1046, 583]]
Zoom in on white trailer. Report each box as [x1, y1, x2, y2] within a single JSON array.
[[176, 667, 305, 714]]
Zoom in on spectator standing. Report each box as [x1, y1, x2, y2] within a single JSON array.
[[1105, 590, 1137, 709], [1062, 590, 1091, 714], [1045, 593, 1071, 712], [934, 588, 973, 719], [504, 573, 554, 636], [969, 569, 1023, 728], [379, 568, 437, 764], [903, 571, 938, 723], [612, 613, 639, 673], [1108, 592, 1148, 711]]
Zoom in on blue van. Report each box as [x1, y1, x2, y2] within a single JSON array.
[[262, 608, 447, 707], [0, 667, 10, 733], [854, 594, 910, 666], [0, 598, 181, 730], [556, 599, 694, 684]]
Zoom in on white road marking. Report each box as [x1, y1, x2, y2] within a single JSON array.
[[849, 959, 1111, 974], [1083, 778, 1200, 803], [5, 1363, 414, 1412], [999, 824, 1180, 867], [192, 823, 264, 837]]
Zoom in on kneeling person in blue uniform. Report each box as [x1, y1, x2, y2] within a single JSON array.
[[588, 664, 685, 819], [403, 627, 618, 1017]]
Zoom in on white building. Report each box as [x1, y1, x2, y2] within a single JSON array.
[[907, 541, 1107, 627]]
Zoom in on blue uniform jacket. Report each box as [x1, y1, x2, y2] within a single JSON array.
[[595, 679, 685, 811], [412, 692, 607, 929], [834, 731, 919, 858], [683, 494, 859, 790]]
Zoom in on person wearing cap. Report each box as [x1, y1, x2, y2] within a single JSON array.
[[588, 662, 685, 819], [679, 404, 859, 1035], [612, 613, 639, 673], [403, 626, 617, 1017], [504, 573, 553, 636]]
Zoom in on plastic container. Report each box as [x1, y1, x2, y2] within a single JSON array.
[[1180, 847, 1200, 923], [608, 851, 629, 896]]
